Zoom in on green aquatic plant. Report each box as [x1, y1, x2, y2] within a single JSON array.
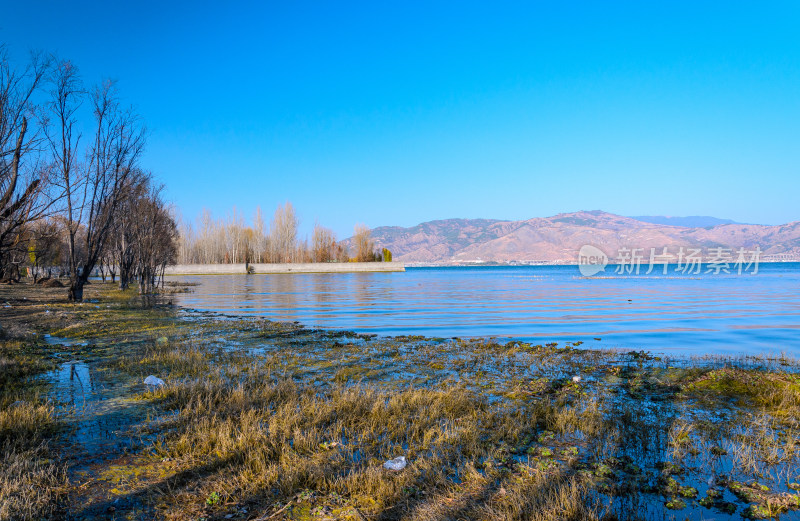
[[205, 491, 220, 506], [664, 498, 686, 510]]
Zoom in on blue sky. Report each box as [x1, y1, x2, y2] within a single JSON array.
[[4, 1, 800, 236]]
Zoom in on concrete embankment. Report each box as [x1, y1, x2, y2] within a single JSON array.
[[163, 262, 405, 275]]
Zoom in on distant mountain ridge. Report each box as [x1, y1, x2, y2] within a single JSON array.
[[629, 215, 740, 228], [363, 211, 800, 263]]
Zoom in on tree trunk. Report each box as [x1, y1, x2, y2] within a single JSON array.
[[68, 280, 84, 302]]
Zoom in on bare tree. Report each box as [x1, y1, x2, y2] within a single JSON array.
[[311, 221, 337, 262], [197, 208, 214, 263], [43, 60, 82, 291], [44, 61, 146, 301], [176, 215, 194, 265], [26, 218, 62, 281], [270, 201, 298, 263], [131, 184, 177, 293], [107, 170, 149, 289], [352, 224, 377, 262], [0, 48, 53, 278], [252, 206, 266, 263], [334, 242, 350, 263], [103, 172, 176, 292], [225, 207, 248, 263], [175, 202, 356, 265]]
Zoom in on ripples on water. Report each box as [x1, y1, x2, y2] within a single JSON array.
[[170, 264, 800, 355]]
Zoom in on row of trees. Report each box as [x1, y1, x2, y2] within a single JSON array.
[[1, 47, 387, 300], [0, 47, 177, 300], [177, 203, 389, 264], [102, 173, 177, 292]]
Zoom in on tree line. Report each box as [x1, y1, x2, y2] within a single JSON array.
[[0, 47, 177, 301], [1, 47, 391, 301], [177, 202, 391, 264]]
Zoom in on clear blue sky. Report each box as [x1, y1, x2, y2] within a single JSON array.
[[4, 1, 800, 237]]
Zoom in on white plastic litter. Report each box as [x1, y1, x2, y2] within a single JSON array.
[[383, 456, 407, 471], [572, 376, 581, 383], [144, 375, 166, 387]]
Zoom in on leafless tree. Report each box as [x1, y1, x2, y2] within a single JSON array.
[[353, 224, 378, 262], [270, 201, 298, 263], [311, 221, 337, 262], [107, 170, 149, 289], [252, 206, 266, 263], [176, 215, 194, 265], [175, 202, 355, 265], [44, 61, 146, 301], [26, 218, 63, 281], [225, 207, 248, 263], [198, 208, 222, 263], [101, 171, 176, 292], [0, 48, 54, 278], [42, 59, 82, 289], [130, 184, 177, 293], [334, 242, 350, 263]]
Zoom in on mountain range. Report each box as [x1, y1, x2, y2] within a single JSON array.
[[364, 211, 800, 264], [628, 215, 740, 228]]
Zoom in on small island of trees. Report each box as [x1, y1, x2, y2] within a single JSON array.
[[176, 203, 389, 265]]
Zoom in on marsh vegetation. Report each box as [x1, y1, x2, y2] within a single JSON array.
[[1, 282, 799, 520]]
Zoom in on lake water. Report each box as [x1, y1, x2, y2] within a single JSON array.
[[169, 263, 800, 356]]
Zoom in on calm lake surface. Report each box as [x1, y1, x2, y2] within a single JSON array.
[[169, 264, 800, 356]]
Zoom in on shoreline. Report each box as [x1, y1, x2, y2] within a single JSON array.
[[157, 260, 800, 275], [406, 259, 800, 267], [163, 261, 405, 275]]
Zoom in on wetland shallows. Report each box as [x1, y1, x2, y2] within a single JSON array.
[[1, 281, 799, 520]]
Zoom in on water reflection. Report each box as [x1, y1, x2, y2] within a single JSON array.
[[53, 360, 91, 407], [312, 274, 335, 305], [169, 264, 800, 355], [49, 355, 143, 455]]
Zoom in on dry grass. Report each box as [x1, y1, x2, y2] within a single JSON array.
[[142, 371, 602, 520], [1, 281, 800, 520], [0, 326, 68, 519], [0, 400, 68, 519], [0, 339, 56, 404]]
